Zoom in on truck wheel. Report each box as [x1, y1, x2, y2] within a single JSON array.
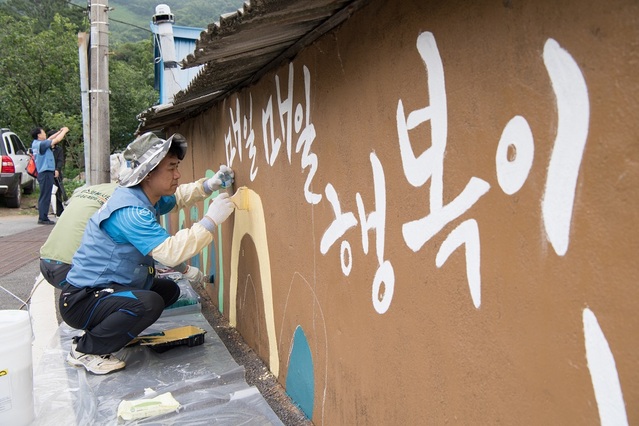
[[5, 183, 21, 208]]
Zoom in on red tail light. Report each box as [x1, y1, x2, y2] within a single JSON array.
[[1, 155, 15, 173]]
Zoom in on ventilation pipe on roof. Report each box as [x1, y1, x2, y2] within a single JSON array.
[[153, 4, 180, 104]]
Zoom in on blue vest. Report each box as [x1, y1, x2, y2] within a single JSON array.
[[31, 139, 56, 172], [66, 186, 157, 290]]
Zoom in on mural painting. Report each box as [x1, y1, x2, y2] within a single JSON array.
[[166, 0, 638, 423]]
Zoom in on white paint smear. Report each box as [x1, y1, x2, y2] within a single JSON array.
[[541, 38, 590, 256], [583, 307, 628, 426]]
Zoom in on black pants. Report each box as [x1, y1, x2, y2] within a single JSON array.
[[37, 170, 54, 221], [53, 175, 65, 216], [59, 278, 180, 355], [40, 258, 71, 288]]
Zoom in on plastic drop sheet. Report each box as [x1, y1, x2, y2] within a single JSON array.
[[32, 297, 283, 425]]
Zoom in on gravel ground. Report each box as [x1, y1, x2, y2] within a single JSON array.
[[196, 288, 313, 426]]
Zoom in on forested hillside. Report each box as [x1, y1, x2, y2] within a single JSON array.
[[74, 0, 245, 43], [0, 0, 244, 173]]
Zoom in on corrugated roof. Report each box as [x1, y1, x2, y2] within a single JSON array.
[[137, 0, 367, 133]]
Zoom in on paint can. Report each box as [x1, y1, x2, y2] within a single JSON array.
[[0, 310, 34, 426]]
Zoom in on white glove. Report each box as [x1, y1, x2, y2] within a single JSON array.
[[183, 265, 203, 285], [205, 165, 234, 192], [205, 192, 234, 226]]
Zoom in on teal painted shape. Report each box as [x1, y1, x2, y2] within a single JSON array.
[[208, 242, 216, 285], [189, 205, 201, 269], [286, 326, 314, 419]]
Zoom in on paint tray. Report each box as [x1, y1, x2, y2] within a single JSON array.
[[128, 325, 207, 353]]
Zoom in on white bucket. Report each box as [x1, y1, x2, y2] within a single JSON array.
[[0, 310, 34, 426]]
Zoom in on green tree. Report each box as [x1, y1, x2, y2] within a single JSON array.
[[0, 13, 82, 154], [109, 40, 158, 151], [0, 5, 159, 173], [0, 0, 87, 31]]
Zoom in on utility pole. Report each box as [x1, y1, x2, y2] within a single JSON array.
[[78, 32, 91, 185], [89, 0, 110, 184]]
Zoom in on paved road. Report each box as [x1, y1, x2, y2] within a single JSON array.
[[0, 215, 54, 309], [0, 215, 58, 366]]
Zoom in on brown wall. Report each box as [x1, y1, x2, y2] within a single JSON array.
[[167, 0, 639, 423]]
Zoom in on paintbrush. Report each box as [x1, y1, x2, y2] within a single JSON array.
[[230, 186, 250, 210]]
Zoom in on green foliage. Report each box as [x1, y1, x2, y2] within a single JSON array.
[[0, 13, 81, 142], [0, 0, 244, 172], [107, 2, 152, 44], [47, 112, 83, 176], [109, 40, 158, 151], [111, 40, 156, 83], [0, 4, 158, 168], [62, 176, 86, 195], [89, 0, 244, 43], [0, 0, 87, 31], [177, 0, 244, 27]]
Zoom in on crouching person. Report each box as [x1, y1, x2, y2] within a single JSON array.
[[40, 181, 207, 289], [40, 182, 117, 288], [61, 132, 235, 374]]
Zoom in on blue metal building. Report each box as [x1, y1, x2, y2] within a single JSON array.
[[150, 23, 204, 105]]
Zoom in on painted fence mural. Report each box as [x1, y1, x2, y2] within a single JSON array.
[[163, 0, 638, 424]]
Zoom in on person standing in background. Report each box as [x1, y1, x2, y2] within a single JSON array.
[[47, 129, 66, 216], [31, 126, 69, 224]]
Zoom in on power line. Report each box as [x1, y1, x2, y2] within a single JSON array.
[[110, 17, 151, 33], [65, 0, 86, 11], [66, 0, 151, 33]]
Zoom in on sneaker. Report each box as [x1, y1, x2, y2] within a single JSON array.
[[67, 342, 125, 375], [38, 219, 55, 225]]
